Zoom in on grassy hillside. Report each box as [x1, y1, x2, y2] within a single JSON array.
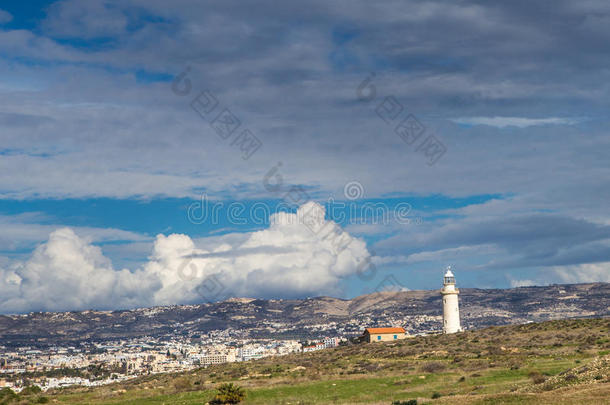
[[20, 318, 610, 404]]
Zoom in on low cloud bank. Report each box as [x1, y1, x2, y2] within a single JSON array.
[[0, 202, 370, 313]]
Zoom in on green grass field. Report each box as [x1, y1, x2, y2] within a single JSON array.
[[9, 318, 610, 405]]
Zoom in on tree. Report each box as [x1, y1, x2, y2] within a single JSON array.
[[209, 383, 245, 404], [20, 385, 42, 396], [0, 387, 18, 403]]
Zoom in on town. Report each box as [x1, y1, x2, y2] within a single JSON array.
[[0, 270, 465, 393], [0, 307, 453, 393], [0, 334, 332, 392]]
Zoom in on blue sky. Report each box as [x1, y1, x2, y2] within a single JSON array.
[[0, 0, 609, 313]]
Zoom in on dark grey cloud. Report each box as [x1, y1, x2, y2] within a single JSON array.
[[375, 213, 610, 270]]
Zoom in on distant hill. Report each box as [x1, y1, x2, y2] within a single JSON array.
[[0, 282, 608, 348]]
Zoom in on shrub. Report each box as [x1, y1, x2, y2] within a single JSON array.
[[173, 377, 191, 390], [529, 371, 547, 384], [20, 385, 42, 396], [392, 400, 417, 405], [431, 392, 442, 399], [420, 362, 446, 373], [210, 383, 246, 404], [0, 387, 18, 402]]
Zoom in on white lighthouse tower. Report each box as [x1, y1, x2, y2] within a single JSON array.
[[441, 266, 462, 334]]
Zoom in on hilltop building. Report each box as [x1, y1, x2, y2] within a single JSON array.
[[363, 327, 406, 343], [440, 266, 462, 334]]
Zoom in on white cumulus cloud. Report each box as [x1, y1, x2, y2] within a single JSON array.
[[0, 202, 371, 313], [0, 228, 158, 313], [148, 202, 370, 305]]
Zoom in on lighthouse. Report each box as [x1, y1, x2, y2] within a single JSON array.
[[440, 266, 462, 334]]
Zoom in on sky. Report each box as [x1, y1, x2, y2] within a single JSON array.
[[0, 0, 609, 313]]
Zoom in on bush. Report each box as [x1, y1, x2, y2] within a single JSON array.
[[420, 362, 446, 373], [392, 400, 417, 405], [172, 377, 191, 390], [20, 385, 42, 396], [529, 371, 547, 384], [431, 392, 442, 399], [0, 387, 18, 402], [210, 383, 246, 404]]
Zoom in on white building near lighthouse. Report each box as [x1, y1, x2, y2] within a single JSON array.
[[440, 266, 462, 334]]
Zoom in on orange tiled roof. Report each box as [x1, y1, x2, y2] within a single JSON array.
[[365, 327, 405, 334]]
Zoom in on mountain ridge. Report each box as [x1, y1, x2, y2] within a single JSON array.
[[1, 282, 608, 348]]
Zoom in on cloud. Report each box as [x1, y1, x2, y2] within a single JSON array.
[[0, 228, 158, 313], [371, 211, 610, 288], [0, 213, 150, 252], [42, 0, 128, 39], [0, 9, 12, 24], [450, 116, 581, 128], [0, 0, 609, 295], [508, 262, 610, 287], [0, 112, 54, 128], [148, 201, 370, 305], [0, 0, 608, 203], [552, 262, 610, 284], [377, 213, 610, 260], [509, 278, 536, 287], [0, 202, 371, 313]]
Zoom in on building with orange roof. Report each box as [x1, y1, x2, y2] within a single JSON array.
[[362, 327, 407, 343]]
